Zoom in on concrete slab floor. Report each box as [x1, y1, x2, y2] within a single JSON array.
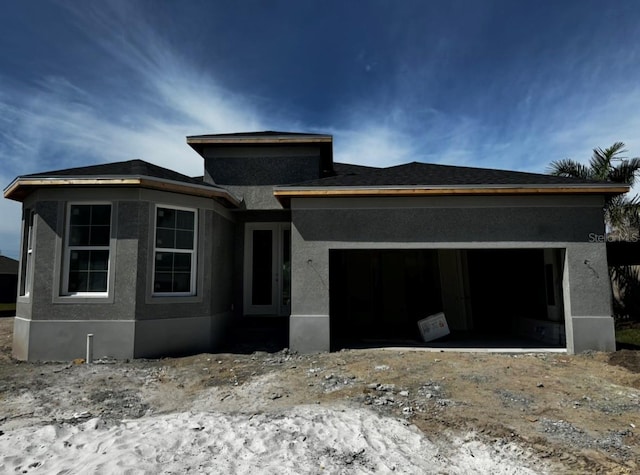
[[376, 346, 567, 354], [333, 334, 566, 353]]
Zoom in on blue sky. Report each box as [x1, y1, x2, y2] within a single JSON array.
[[1, 0, 640, 257]]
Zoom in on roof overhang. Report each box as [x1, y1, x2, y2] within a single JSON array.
[[4, 175, 240, 208], [187, 133, 332, 145], [273, 184, 630, 207], [186, 133, 333, 157]]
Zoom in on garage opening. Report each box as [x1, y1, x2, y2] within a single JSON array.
[[329, 248, 566, 350]]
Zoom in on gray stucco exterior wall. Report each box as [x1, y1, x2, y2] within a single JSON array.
[[26, 197, 137, 322], [10, 180, 617, 359], [13, 187, 236, 361], [562, 243, 616, 353], [288, 195, 614, 354], [202, 145, 323, 186]]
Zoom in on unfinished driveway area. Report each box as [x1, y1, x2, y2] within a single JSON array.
[[0, 317, 639, 473]]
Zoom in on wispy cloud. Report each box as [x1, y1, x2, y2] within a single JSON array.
[[0, 189, 22, 258], [331, 24, 640, 177], [1, 2, 267, 177], [333, 125, 416, 167], [2, 1, 640, 258], [0, 2, 269, 256]]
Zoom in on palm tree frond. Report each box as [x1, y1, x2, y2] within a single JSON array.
[[608, 157, 640, 186], [546, 159, 591, 179], [549, 142, 639, 238], [589, 142, 627, 181], [605, 194, 640, 236]]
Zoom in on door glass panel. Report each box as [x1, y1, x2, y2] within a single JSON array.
[[252, 230, 273, 305], [282, 229, 291, 308]]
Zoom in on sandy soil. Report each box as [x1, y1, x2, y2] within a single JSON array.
[[1, 317, 640, 473]]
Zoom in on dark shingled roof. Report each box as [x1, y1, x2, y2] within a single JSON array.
[[23, 159, 220, 189], [332, 162, 380, 175], [284, 161, 616, 187], [0, 255, 18, 275]]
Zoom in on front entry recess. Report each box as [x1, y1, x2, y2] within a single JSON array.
[[244, 223, 291, 315]]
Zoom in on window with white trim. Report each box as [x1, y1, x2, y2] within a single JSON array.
[[19, 209, 34, 296], [153, 206, 197, 295], [63, 204, 112, 295]]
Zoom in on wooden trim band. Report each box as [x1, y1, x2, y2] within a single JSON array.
[[273, 185, 628, 203], [4, 177, 240, 207]]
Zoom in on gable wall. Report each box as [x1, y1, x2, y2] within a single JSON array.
[[202, 145, 323, 185]]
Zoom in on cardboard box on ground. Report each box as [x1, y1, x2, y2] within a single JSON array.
[[418, 312, 450, 342]]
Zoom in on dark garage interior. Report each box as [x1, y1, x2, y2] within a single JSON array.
[[329, 248, 565, 350], [330, 250, 443, 343], [467, 249, 547, 335]]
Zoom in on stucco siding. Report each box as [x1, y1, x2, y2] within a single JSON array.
[[12, 187, 238, 360], [211, 212, 235, 316], [288, 195, 614, 354], [14, 316, 136, 361], [292, 206, 604, 243], [224, 185, 284, 210], [29, 198, 137, 321], [134, 315, 219, 358], [203, 145, 322, 186]]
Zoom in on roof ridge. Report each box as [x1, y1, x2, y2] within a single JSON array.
[[21, 159, 225, 189], [380, 161, 616, 185], [279, 160, 624, 188]]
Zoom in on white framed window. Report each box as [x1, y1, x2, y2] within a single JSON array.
[[19, 209, 34, 297], [62, 203, 112, 296], [152, 205, 197, 296]]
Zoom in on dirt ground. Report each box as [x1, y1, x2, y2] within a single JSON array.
[[1, 317, 640, 474]]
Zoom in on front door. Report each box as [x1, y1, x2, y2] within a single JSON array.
[[244, 223, 291, 315]]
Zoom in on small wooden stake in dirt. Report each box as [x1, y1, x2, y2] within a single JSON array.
[[86, 334, 94, 364]]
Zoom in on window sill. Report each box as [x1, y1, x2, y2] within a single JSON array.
[[148, 294, 201, 304], [53, 293, 114, 304]]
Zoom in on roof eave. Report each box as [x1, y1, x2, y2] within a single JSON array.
[[187, 135, 332, 145], [186, 134, 333, 156], [3, 177, 21, 201], [273, 184, 630, 207], [4, 175, 240, 208]]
